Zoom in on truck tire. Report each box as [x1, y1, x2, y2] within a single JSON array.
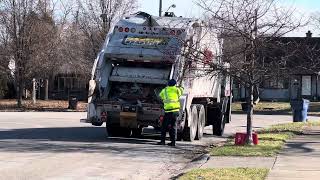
[[177, 132, 183, 141], [118, 128, 132, 137], [92, 122, 103, 126], [132, 127, 143, 138], [106, 126, 117, 137], [195, 104, 205, 140], [177, 110, 186, 141], [212, 110, 225, 136], [176, 114, 183, 141], [91, 117, 103, 126], [183, 105, 198, 142], [225, 97, 232, 123]]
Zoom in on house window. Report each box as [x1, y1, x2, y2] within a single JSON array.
[[58, 77, 64, 91], [262, 77, 289, 89], [302, 76, 312, 96]]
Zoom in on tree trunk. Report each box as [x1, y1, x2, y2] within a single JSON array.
[[45, 79, 49, 100], [246, 85, 254, 145], [16, 71, 23, 108], [32, 78, 36, 104], [16, 83, 22, 108]]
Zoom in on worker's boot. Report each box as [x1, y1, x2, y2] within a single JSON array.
[[167, 142, 175, 147], [157, 141, 165, 145]]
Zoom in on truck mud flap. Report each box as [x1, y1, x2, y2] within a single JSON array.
[[120, 112, 138, 128]]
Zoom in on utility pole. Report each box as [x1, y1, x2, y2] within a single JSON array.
[[159, 0, 162, 16]]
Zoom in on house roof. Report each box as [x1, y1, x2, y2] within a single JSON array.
[[266, 35, 320, 75]]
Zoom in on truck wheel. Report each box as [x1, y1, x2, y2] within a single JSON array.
[[212, 110, 225, 136], [91, 117, 103, 126], [195, 105, 205, 140], [225, 97, 232, 123], [177, 111, 186, 141], [183, 105, 198, 142], [92, 122, 103, 126], [177, 132, 183, 141], [106, 126, 117, 137], [119, 128, 132, 137], [132, 127, 143, 138]]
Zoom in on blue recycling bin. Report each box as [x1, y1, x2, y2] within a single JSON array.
[[290, 99, 310, 122]]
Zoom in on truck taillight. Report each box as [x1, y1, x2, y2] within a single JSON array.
[[170, 30, 176, 35], [101, 111, 107, 117], [118, 27, 123, 32], [125, 27, 130, 32]]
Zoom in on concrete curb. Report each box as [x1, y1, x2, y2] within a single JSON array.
[[170, 153, 211, 180]]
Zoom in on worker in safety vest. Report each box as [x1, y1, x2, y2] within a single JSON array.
[[157, 79, 183, 146]]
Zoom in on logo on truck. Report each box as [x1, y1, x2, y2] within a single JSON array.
[[123, 36, 169, 47]]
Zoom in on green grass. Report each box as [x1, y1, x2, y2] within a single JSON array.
[[210, 133, 293, 157], [210, 121, 320, 157], [232, 102, 291, 112], [179, 168, 269, 180], [260, 121, 320, 134], [232, 101, 320, 116]]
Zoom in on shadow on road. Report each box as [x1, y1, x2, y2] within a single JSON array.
[[0, 126, 157, 143], [0, 127, 213, 159], [232, 110, 320, 117]]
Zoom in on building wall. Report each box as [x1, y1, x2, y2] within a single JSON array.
[[260, 89, 290, 101], [317, 77, 320, 98], [48, 74, 89, 101], [312, 76, 317, 98]]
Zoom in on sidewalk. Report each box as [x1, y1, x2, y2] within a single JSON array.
[[197, 126, 320, 180], [267, 126, 320, 180]]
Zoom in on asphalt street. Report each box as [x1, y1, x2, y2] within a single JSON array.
[[0, 112, 294, 180]]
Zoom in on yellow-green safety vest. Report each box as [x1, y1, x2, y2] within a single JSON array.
[[159, 86, 183, 112]]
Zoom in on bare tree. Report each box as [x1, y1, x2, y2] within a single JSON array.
[[0, 0, 67, 106], [196, 0, 307, 144], [75, 0, 138, 61]]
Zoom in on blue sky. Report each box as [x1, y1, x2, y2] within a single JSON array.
[[138, 0, 320, 37]]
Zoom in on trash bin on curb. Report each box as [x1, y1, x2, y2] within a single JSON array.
[[290, 99, 310, 122], [68, 96, 78, 110]]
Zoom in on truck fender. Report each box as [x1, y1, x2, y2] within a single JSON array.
[[177, 95, 188, 128], [179, 95, 187, 115]]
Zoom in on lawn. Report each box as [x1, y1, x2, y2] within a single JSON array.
[[210, 133, 293, 157], [179, 168, 269, 180], [210, 121, 320, 157], [232, 101, 320, 116], [0, 99, 87, 111]]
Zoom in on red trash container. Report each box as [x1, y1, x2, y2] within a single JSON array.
[[235, 132, 258, 145]]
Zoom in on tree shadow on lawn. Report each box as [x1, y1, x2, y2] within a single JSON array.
[[232, 104, 320, 117]]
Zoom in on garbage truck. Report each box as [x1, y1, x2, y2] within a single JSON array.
[[80, 12, 232, 141]]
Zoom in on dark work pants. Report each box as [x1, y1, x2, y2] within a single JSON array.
[[161, 112, 178, 144]]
